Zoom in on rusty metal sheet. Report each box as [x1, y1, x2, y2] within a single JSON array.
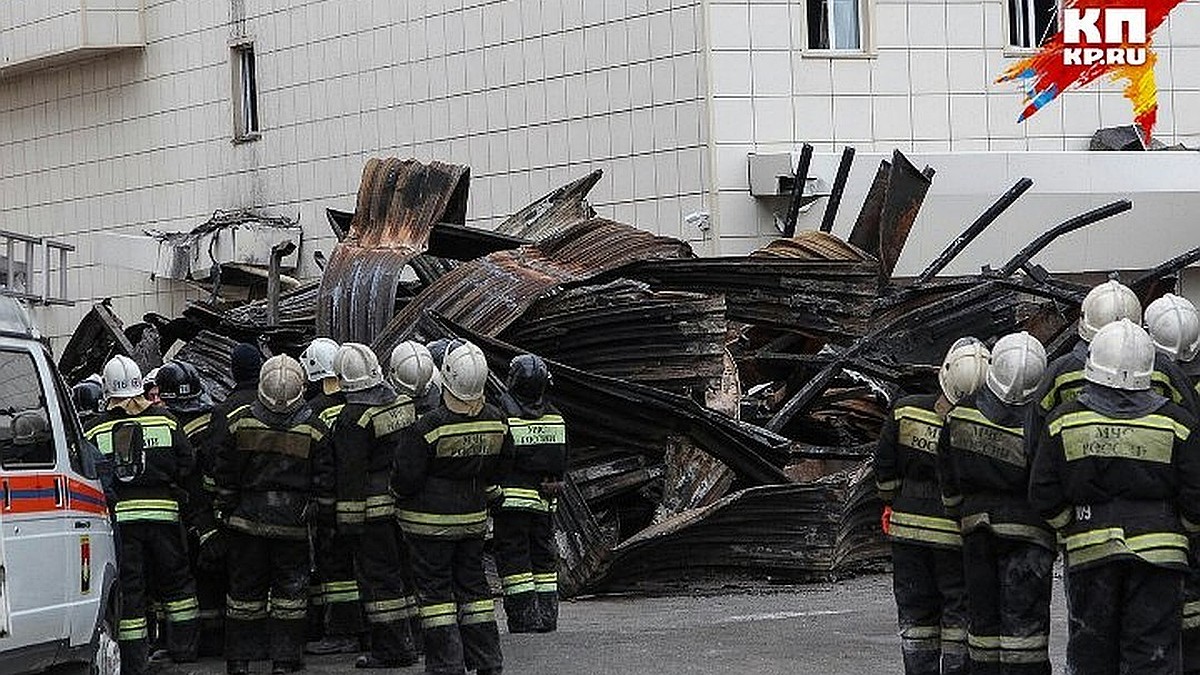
[[372, 219, 694, 357], [316, 158, 470, 343], [495, 170, 602, 240], [877, 150, 934, 282]]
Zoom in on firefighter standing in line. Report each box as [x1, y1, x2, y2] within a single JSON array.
[[391, 340, 440, 416], [493, 354, 568, 634], [876, 337, 989, 675], [1144, 293, 1200, 673], [299, 337, 367, 657], [938, 332, 1055, 673], [393, 340, 511, 675], [157, 361, 227, 658], [388, 339, 441, 649], [332, 343, 421, 668], [83, 355, 200, 675], [1030, 319, 1200, 674], [1035, 280, 1198, 427], [214, 355, 335, 675]]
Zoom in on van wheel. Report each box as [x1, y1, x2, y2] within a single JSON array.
[[61, 614, 120, 675], [90, 615, 121, 675]]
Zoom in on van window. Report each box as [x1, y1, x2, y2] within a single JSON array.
[[50, 367, 90, 477], [0, 350, 54, 468]]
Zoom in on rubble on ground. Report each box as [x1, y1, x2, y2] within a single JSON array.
[[61, 155, 1198, 596]]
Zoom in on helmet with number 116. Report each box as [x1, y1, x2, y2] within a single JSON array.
[[102, 355, 144, 399]]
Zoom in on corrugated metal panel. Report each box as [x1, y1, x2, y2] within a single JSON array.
[[315, 158, 470, 343], [494, 170, 602, 240], [372, 218, 694, 357]]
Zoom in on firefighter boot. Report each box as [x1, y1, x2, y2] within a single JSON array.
[[535, 591, 558, 633], [503, 592, 540, 633], [304, 636, 360, 655], [226, 660, 250, 675]]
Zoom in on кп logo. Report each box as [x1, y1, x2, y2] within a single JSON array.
[[997, 0, 1186, 141], [1062, 8, 1147, 66]]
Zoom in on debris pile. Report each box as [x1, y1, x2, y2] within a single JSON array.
[[63, 153, 1200, 597]]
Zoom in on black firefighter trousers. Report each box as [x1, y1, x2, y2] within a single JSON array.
[[963, 531, 1055, 674], [410, 536, 502, 674], [1067, 560, 1183, 675], [492, 507, 558, 632], [354, 519, 417, 662], [118, 520, 199, 675], [225, 532, 309, 665], [892, 541, 969, 675]]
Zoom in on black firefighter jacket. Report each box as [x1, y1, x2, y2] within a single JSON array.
[[83, 404, 195, 525], [1030, 383, 1200, 572], [331, 385, 415, 531], [391, 403, 514, 539], [875, 393, 961, 550], [938, 387, 1054, 551], [214, 401, 334, 540], [496, 397, 568, 513]]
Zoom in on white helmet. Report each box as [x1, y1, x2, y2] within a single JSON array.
[[1085, 319, 1155, 391], [986, 332, 1047, 405], [1144, 293, 1200, 362], [300, 337, 340, 382], [389, 341, 435, 396], [334, 343, 384, 392], [1079, 280, 1142, 342], [258, 355, 306, 413], [102, 355, 144, 399], [441, 341, 489, 414], [939, 337, 991, 405]]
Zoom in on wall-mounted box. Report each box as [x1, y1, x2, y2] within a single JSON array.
[[0, 0, 144, 79]]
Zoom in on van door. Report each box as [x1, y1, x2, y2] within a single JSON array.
[[0, 344, 68, 651], [46, 361, 114, 647], [0, 505, 11, 639]]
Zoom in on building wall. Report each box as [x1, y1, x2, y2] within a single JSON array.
[[705, 0, 1200, 254], [1, 0, 712, 347]]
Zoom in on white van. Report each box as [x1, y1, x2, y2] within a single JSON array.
[[0, 296, 119, 675]]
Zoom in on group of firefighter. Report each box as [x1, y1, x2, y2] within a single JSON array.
[[71, 332, 568, 675], [876, 279, 1200, 675]]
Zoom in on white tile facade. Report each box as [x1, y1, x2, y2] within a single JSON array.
[[2, 0, 1199, 346]]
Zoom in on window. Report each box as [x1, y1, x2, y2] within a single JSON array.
[[1008, 0, 1057, 49], [50, 368, 90, 478], [0, 351, 54, 469], [231, 42, 260, 141], [807, 0, 864, 51]]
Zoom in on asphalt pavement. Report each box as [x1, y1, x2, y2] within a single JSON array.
[[160, 573, 1069, 674]]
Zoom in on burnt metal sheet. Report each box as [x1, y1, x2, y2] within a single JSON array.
[[316, 158, 470, 343], [172, 330, 241, 401], [501, 279, 727, 394], [586, 462, 885, 594], [430, 317, 792, 485], [495, 170, 602, 240], [620, 256, 880, 340], [59, 301, 136, 384], [327, 208, 528, 260], [372, 219, 694, 358]]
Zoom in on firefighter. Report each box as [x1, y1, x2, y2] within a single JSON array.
[[493, 354, 568, 634], [393, 340, 511, 675], [938, 332, 1054, 673], [1030, 319, 1200, 674], [216, 342, 266, 423], [1144, 293, 1200, 673], [299, 337, 366, 657], [331, 343, 420, 668], [876, 337, 987, 675], [214, 355, 335, 675], [157, 361, 228, 657], [1036, 280, 1197, 424], [83, 355, 199, 675], [390, 340, 439, 416]]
